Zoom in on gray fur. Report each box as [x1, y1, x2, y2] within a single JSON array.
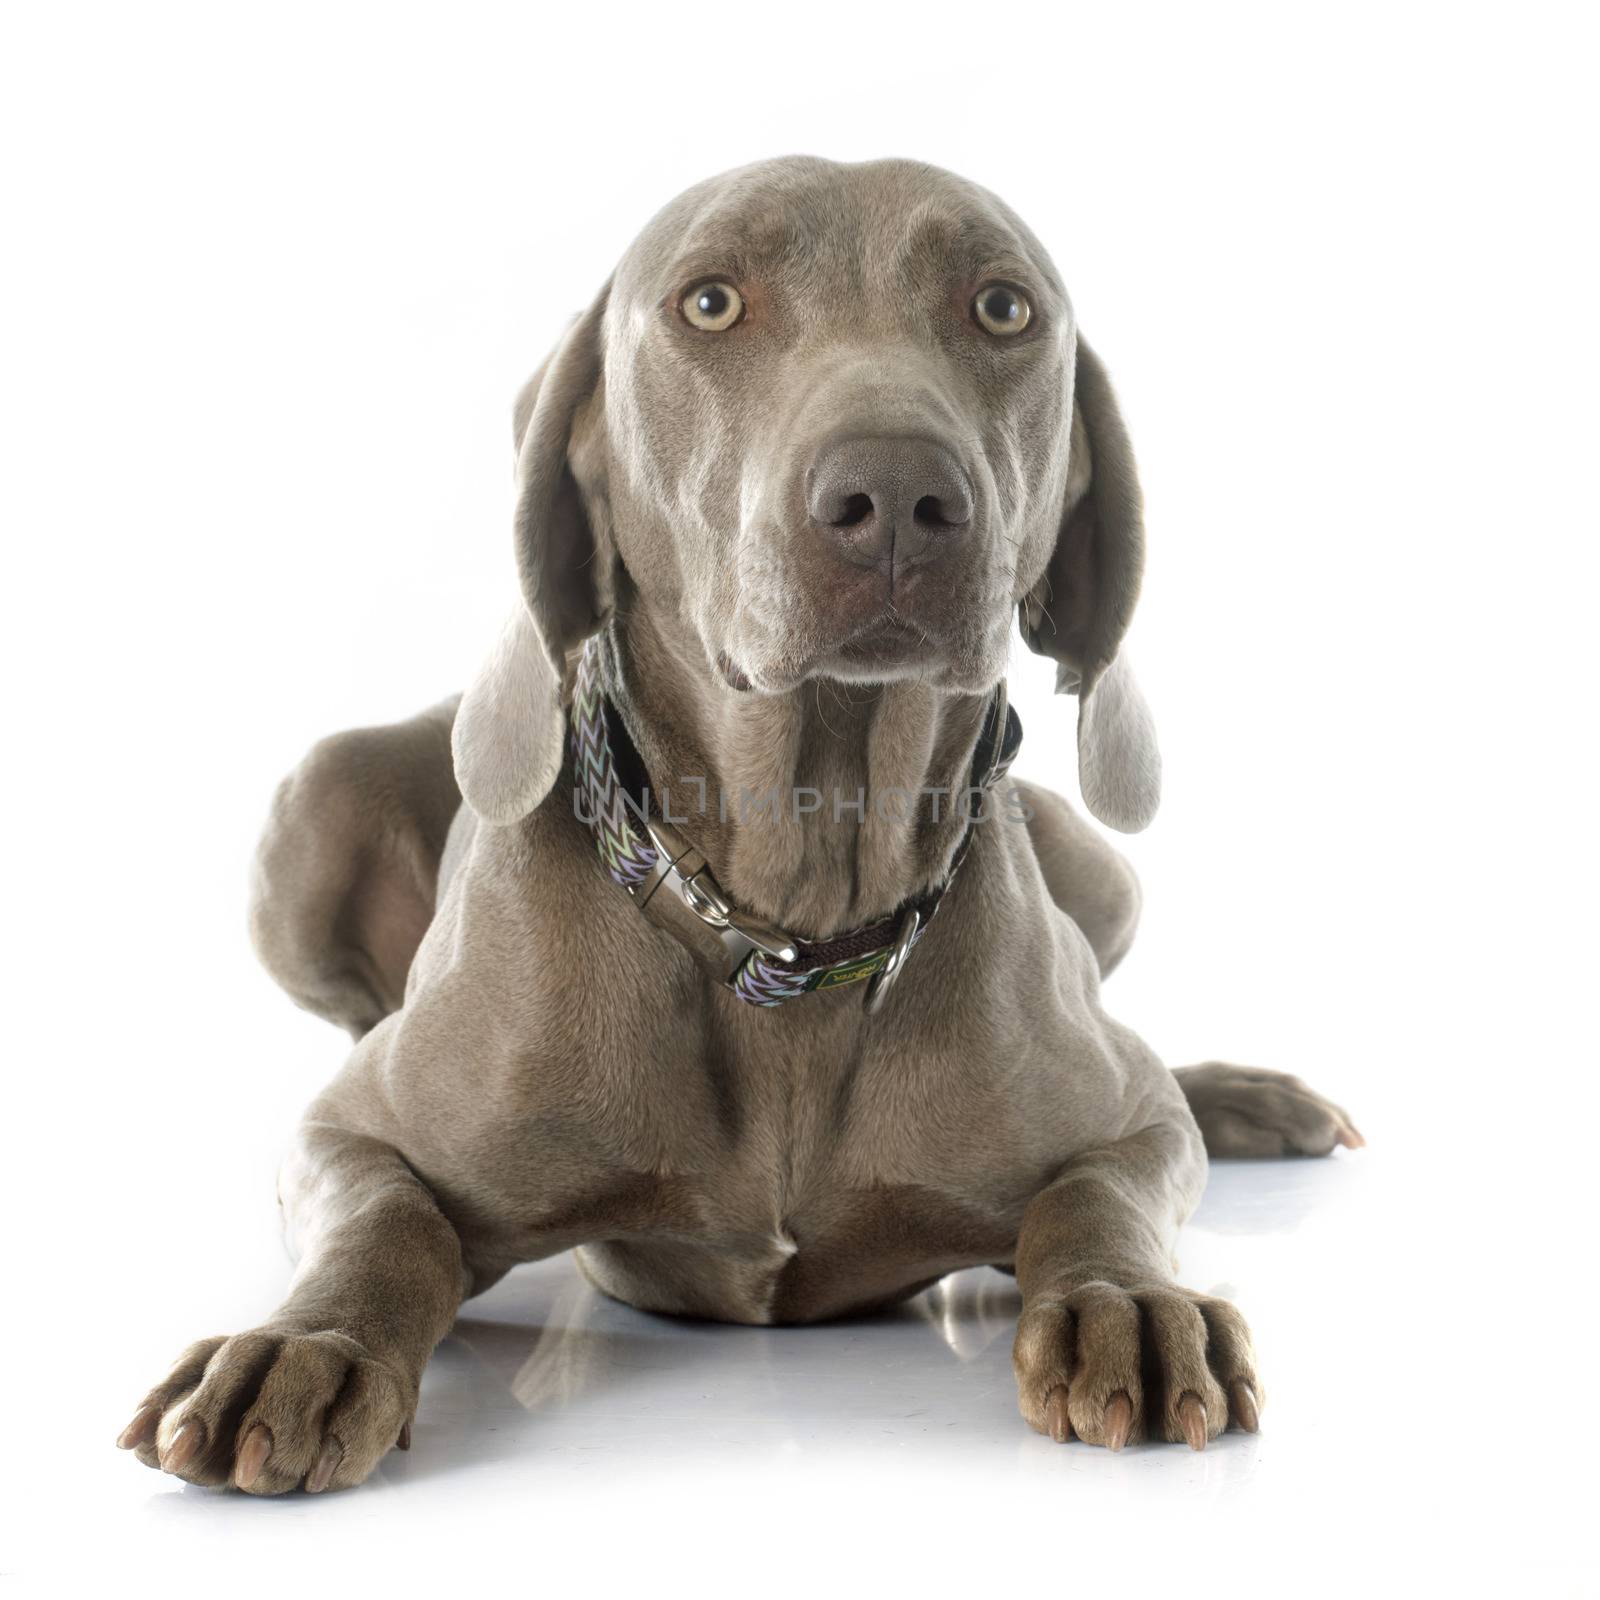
[[117, 158, 1359, 1493]]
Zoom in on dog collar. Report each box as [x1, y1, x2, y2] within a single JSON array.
[[571, 638, 1021, 1010]]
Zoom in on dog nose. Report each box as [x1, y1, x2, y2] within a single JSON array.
[[806, 436, 973, 570]]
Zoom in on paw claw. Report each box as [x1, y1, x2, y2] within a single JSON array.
[[1044, 1386, 1072, 1443], [305, 1438, 342, 1494], [117, 1406, 161, 1451], [1102, 1391, 1133, 1452], [1228, 1378, 1260, 1433], [1177, 1391, 1207, 1451], [160, 1418, 203, 1476], [235, 1423, 273, 1490]]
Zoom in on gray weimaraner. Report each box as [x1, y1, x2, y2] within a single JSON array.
[[117, 156, 1360, 1494]]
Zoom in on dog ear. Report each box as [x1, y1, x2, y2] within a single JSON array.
[[453, 285, 612, 824], [1019, 335, 1161, 833]]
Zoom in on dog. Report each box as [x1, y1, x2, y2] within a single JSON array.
[[116, 156, 1361, 1494]]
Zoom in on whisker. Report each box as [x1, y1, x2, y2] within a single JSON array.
[[813, 678, 841, 739]]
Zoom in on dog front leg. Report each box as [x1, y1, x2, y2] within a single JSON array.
[[116, 1122, 468, 1494], [1011, 1121, 1261, 1450]]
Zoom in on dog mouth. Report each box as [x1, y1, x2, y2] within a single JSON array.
[[835, 611, 935, 661], [724, 551, 1012, 692], [803, 607, 951, 685], [721, 610, 940, 693]]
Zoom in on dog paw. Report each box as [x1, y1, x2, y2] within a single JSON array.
[[1013, 1282, 1260, 1449], [1176, 1063, 1364, 1158], [115, 1328, 414, 1494]]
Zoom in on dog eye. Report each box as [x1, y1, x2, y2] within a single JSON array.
[[681, 281, 746, 332], [972, 284, 1031, 336]]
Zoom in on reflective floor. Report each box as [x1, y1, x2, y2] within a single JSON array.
[[17, 1150, 1580, 1595]]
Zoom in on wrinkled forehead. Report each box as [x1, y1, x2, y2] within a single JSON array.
[[613, 157, 1068, 314]]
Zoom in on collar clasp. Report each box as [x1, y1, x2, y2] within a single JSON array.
[[639, 817, 799, 981]]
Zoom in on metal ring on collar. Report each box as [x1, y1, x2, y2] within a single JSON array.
[[864, 907, 921, 1015]]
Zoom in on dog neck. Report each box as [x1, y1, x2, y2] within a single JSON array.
[[595, 604, 994, 939]]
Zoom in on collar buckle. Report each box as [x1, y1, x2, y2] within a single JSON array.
[[639, 817, 799, 982]]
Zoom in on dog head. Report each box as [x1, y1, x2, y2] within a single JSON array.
[[454, 156, 1159, 832]]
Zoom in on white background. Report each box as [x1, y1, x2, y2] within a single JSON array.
[[4, 2, 1597, 1594]]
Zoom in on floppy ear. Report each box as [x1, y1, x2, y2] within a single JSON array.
[[453, 285, 612, 824], [1019, 334, 1161, 833]]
